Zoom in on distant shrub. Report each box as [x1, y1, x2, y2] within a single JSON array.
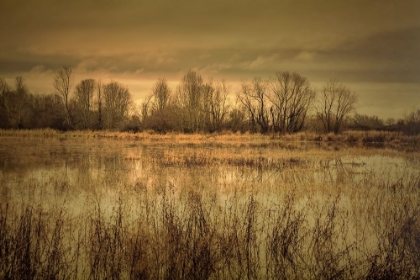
[[363, 134, 385, 143], [346, 134, 359, 143]]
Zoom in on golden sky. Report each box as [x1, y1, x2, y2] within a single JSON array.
[[1, 0, 419, 119]]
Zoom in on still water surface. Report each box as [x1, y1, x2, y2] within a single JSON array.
[[1, 137, 419, 209]]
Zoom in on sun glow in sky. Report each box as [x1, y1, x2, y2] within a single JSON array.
[[1, 0, 419, 119]]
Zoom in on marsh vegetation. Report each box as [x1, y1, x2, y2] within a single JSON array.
[[1, 131, 420, 279]]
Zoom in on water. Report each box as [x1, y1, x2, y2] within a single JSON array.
[[1, 136, 418, 221]]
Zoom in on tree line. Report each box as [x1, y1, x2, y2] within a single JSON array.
[[0, 67, 132, 131], [0, 66, 419, 135]]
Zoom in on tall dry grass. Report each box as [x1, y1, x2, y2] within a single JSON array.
[[1, 128, 419, 146], [1, 174, 419, 279]]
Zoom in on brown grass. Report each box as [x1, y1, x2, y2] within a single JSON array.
[[1, 128, 419, 146]]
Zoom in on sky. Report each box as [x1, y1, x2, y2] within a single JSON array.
[[0, 0, 419, 119]]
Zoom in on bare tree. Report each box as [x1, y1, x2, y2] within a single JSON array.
[[176, 70, 204, 132], [31, 93, 66, 129], [316, 80, 357, 134], [102, 81, 132, 129], [351, 114, 384, 130], [202, 81, 214, 131], [74, 79, 95, 129], [96, 80, 103, 129], [0, 77, 32, 128], [227, 106, 247, 132], [53, 66, 73, 128], [385, 118, 396, 127], [151, 78, 171, 114], [140, 93, 153, 122], [0, 78, 10, 127], [404, 109, 420, 135], [269, 71, 315, 133], [145, 78, 175, 132], [15, 76, 27, 93], [0, 78, 10, 94], [206, 81, 230, 132], [238, 78, 270, 133]]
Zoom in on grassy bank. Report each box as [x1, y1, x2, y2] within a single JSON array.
[[0, 128, 419, 146]]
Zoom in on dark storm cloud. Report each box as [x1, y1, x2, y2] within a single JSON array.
[[3, 0, 418, 51], [315, 27, 420, 83], [0, 47, 77, 74]]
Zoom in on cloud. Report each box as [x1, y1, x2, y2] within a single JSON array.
[[200, 62, 232, 77], [2, 0, 419, 58], [1, 0, 420, 119], [316, 27, 420, 83], [1, 26, 419, 86], [29, 65, 48, 74], [295, 51, 316, 61], [245, 54, 280, 70]]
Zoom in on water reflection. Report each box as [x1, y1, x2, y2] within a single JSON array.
[[1, 137, 419, 209]]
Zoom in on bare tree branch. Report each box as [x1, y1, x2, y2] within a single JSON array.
[[53, 66, 73, 128], [316, 80, 357, 133]]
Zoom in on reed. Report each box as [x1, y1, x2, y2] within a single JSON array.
[[1, 175, 419, 279], [1, 128, 419, 146]]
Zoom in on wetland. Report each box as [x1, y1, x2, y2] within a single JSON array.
[[1, 131, 420, 279]]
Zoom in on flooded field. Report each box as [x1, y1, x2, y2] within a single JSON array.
[[1, 135, 420, 279]]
